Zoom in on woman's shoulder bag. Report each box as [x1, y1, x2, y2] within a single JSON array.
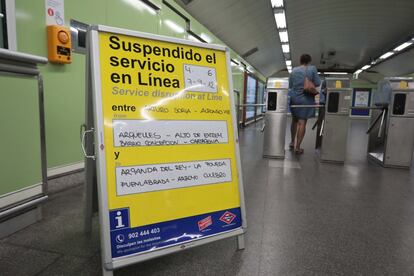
[[303, 66, 319, 96]]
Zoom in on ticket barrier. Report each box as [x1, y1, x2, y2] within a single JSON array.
[[262, 78, 289, 158], [366, 78, 414, 168], [289, 78, 351, 163], [319, 78, 352, 163]]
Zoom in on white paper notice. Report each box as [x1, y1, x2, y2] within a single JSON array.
[[45, 0, 65, 26], [355, 91, 369, 107], [112, 120, 228, 147], [116, 159, 232, 195], [184, 64, 217, 93]]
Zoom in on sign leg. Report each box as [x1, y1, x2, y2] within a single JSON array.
[[237, 234, 245, 250], [102, 267, 114, 276], [83, 163, 94, 234]]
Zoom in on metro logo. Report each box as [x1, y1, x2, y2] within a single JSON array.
[[219, 211, 236, 225]]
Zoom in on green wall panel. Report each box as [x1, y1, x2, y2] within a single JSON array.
[[158, 4, 187, 39], [106, 0, 158, 34], [0, 76, 42, 195], [41, 55, 86, 166], [14, 0, 106, 168], [64, 0, 107, 25]]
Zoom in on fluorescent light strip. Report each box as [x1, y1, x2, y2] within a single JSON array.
[[164, 20, 185, 33], [278, 30, 288, 43], [379, 51, 394, 60], [394, 41, 413, 52], [271, 0, 284, 8], [271, 2, 291, 71], [358, 39, 414, 71], [354, 69, 362, 75], [274, 11, 286, 29], [324, 72, 349, 75]]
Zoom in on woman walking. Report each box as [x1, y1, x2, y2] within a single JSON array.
[[288, 54, 321, 154]]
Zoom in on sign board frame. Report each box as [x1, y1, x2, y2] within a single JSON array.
[[86, 25, 247, 274]]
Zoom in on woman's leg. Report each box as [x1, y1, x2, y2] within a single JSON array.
[[290, 116, 298, 147], [295, 119, 307, 152]]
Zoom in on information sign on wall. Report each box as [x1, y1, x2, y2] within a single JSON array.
[[45, 0, 65, 26], [87, 25, 246, 270], [351, 88, 372, 116]]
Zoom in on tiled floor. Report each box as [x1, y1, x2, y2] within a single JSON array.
[[1, 119, 414, 275]]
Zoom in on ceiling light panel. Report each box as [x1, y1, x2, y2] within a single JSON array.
[[271, 0, 284, 8], [274, 11, 286, 29], [282, 44, 290, 53], [278, 31, 288, 43], [379, 51, 394, 59], [394, 41, 413, 52]]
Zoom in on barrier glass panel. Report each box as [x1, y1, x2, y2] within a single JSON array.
[[267, 92, 277, 111], [393, 93, 406, 115], [327, 92, 339, 113]]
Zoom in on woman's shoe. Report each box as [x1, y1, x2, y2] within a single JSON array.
[[294, 148, 304, 154], [289, 143, 294, 150]]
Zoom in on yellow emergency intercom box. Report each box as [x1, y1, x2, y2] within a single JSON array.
[[47, 25, 72, 64]]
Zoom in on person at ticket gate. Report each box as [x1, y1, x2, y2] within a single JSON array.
[[288, 54, 321, 154]]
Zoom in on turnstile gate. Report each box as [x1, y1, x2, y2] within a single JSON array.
[[367, 78, 414, 168], [319, 78, 352, 163], [263, 78, 289, 158]]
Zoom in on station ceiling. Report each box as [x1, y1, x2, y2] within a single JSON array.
[[176, 0, 414, 77]]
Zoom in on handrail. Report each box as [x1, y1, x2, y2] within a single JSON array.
[[238, 104, 266, 107], [0, 48, 48, 65], [290, 105, 325, 108], [350, 106, 384, 110], [0, 195, 48, 219]]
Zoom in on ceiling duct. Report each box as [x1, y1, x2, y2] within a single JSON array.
[[242, 47, 259, 59]]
